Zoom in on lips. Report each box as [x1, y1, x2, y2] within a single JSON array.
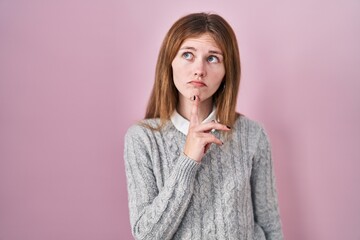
[[189, 81, 207, 87]]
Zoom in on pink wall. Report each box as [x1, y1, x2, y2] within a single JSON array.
[[1, 1, 359, 239]]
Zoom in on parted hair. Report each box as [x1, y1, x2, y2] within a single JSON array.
[[145, 12, 241, 129]]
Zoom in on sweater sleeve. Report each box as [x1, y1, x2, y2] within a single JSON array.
[[124, 125, 200, 240], [250, 128, 284, 240]]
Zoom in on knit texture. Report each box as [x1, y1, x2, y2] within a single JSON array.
[[124, 115, 283, 240]]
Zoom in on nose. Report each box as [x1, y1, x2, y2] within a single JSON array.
[[194, 59, 207, 79]]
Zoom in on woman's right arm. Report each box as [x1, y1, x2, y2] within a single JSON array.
[[124, 125, 200, 240]]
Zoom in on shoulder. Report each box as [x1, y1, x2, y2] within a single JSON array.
[[125, 118, 160, 141], [125, 118, 175, 143], [234, 113, 265, 134], [233, 113, 270, 148]]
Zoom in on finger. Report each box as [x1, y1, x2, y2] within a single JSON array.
[[195, 122, 231, 133], [189, 95, 200, 127], [200, 133, 224, 146], [204, 143, 211, 153]]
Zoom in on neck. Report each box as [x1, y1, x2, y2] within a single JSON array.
[[177, 96, 213, 122]]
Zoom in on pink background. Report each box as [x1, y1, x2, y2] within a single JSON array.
[[1, 1, 359, 239]]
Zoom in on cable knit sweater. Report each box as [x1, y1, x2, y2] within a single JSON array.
[[124, 115, 283, 240]]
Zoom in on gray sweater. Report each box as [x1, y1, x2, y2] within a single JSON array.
[[124, 115, 283, 240]]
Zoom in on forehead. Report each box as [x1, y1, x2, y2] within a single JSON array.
[[180, 33, 221, 50]]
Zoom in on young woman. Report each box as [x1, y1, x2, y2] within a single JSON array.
[[124, 12, 283, 240]]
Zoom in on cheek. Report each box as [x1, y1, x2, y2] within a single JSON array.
[[172, 62, 188, 81], [220, 65, 226, 77], [213, 66, 225, 82], [171, 61, 182, 90], [171, 59, 180, 77]]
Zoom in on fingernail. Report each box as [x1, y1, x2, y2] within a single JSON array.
[[221, 141, 224, 145], [226, 125, 231, 129]]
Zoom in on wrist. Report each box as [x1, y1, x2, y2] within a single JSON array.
[[183, 151, 201, 163]]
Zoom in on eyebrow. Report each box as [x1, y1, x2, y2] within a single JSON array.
[[179, 46, 223, 55]]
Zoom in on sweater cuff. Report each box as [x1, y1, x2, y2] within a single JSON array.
[[174, 153, 200, 184]]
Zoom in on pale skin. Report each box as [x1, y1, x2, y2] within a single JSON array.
[[171, 34, 231, 163]]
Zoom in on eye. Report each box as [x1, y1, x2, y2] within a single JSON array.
[[182, 52, 194, 60], [208, 55, 220, 63]]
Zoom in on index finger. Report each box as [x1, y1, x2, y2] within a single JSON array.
[[189, 95, 200, 127]]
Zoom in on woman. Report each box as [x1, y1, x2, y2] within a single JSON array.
[[124, 12, 283, 240]]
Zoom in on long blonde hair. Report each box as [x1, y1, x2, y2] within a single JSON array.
[[145, 12, 241, 129]]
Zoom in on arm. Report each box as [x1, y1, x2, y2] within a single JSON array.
[[251, 128, 283, 240], [124, 126, 200, 240]]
